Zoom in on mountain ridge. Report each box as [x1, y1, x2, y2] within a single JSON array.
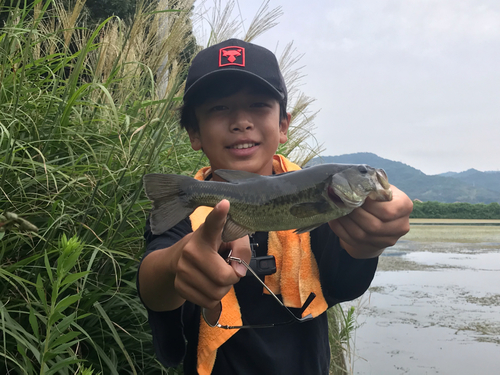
[[308, 153, 500, 203]]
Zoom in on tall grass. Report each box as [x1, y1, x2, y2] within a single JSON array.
[[328, 305, 357, 374], [1, 0, 197, 373], [0, 0, 331, 374]]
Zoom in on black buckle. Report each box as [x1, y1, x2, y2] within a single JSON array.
[[249, 234, 276, 276]]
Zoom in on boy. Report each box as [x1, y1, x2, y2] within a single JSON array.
[[138, 38, 413, 374]]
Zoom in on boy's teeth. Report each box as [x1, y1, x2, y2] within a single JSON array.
[[232, 143, 255, 149]]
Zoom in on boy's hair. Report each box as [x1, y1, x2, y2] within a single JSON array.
[[179, 74, 288, 133], [180, 38, 288, 133]]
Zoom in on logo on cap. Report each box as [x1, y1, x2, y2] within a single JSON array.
[[219, 46, 245, 67]]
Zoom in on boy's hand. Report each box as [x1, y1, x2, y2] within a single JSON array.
[[328, 185, 413, 259], [171, 200, 251, 309]]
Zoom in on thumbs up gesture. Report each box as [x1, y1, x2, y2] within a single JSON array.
[[174, 200, 251, 309], [139, 200, 252, 311]]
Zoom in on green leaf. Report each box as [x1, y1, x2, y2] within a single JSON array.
[[17, 343, 27, 358], [0, 351, 29, 375], [41, 350, 58, 362], [54, 312, 77, 333], [60, 271, 89, 287], [1, 304, 41, 362], [50, 331, 81, 348], [94, 301, 137, 375], [50, 285, 59, 307], [90, 342, 120, 375], [47, 311, 64, 327], [61, 247, 83, 274], [36, 274, 47, 308], [29, 308, 39, 340], [76, 313, 91, 320], [45, 358, 80, 375], [44, 251, 54, 284], [54, 294, 81, 315]]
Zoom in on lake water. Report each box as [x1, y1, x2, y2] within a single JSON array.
[[347, 226, 500, 375]]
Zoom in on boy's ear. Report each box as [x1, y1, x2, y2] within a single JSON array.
[[279, 113, 291, 144], [187, 129, 202, 151]]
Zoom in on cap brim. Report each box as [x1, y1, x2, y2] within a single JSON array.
[[183, 69, 285, 102]]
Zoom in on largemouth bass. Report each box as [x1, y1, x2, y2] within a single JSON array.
[[143, 164, 392, 242]]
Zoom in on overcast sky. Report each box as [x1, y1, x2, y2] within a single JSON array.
[[193, 0, 500, 175]]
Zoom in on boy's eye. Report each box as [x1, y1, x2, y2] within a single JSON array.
[[251, 102, 270, 108], [209, 105, 227, 112]]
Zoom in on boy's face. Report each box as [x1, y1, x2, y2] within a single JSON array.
[[189, 88, 290, 178]]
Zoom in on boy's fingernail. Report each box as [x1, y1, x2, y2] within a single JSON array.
[[234, 263, 247, 277]]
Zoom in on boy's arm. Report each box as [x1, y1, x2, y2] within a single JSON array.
[[328, 185, 413, 259], [138, 200, 251, 312]]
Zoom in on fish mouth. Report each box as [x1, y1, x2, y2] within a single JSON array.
[[327, 185, 362, 209], [377, 169, 390, 189], [327, 186, 346, 208], [368, 169, 393, 201]]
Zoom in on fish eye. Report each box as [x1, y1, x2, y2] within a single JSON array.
[[358, 165, 368, 174]]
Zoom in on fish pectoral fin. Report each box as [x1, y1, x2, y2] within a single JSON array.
[[294, 224, 321, 234], [214, 169, 263, 183], [221, 218, 253, 242], [289, 202, 329, 218]]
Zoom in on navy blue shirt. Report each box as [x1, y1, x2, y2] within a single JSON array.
[[138, 219, 378, 374]]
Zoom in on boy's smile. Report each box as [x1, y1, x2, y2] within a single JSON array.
[[189, 88, 290, 179]]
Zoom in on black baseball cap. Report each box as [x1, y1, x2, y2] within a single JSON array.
[[183, 39, 287, 105]]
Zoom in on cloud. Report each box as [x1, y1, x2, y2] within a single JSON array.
[[323, 0, 500, 48]]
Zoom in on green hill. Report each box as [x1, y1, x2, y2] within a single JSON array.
[[439, 169, 500, 193], [309, 153, 500, 203]]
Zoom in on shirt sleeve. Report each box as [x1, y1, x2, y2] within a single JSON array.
[[310, 223, 379, 307], [137, 218, 194, 367]]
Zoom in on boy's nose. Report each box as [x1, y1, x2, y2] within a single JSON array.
[[230, 111, 254, 132]]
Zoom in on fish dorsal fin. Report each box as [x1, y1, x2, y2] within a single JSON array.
[[214, 169, 263, 183], [290, 202, 329, 218], [222, 217, 254, 242]]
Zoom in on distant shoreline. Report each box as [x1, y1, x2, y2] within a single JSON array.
[[410, 218, 500, 225]]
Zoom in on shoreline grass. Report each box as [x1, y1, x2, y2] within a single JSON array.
[[410, 218, 500, 225], [403, 224, 500, 244]]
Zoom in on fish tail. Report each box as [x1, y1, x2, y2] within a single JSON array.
[[143, 173, 196, 235]]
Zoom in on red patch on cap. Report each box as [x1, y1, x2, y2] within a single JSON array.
[[219, 46, 245, 67]]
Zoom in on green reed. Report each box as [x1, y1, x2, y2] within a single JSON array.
[[1, 0, 196, 373]]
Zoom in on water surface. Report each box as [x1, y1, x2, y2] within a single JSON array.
[[350, 228, 500, 375]]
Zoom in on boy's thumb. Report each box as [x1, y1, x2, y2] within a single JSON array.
[[200, 199, 230, 245]]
